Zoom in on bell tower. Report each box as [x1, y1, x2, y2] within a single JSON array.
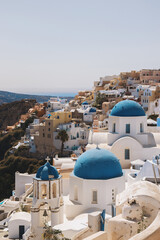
[[30, 157, 64, 240]]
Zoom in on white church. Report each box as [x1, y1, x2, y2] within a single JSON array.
[[68, 148, 125, 218], [87, 100, 160, 168], [7, 147, 126, 240]]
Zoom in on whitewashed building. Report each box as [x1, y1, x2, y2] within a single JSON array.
[[83, 107, 97, 123], [47, 97, 68, 112], [54, 122, 89, 151], [25, 159, 64, 240], [66, 148, 125, 218], [8, 212, 31, 239], [87, 100, 160, 169]]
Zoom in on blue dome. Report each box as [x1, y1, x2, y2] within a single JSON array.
[[110, 100, 145, 117], [82, 101, 89, 105], [89, 107, 96, 113], [74, 148, 123, 180], [36, 162, 59, 180]]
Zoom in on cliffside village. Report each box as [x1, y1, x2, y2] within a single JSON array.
[[5, 69, 160, 158], [1, 69, 160, 240]]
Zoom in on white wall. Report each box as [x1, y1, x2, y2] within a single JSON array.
[[83, 114, 94, 123], [15, 172, 35, 198], [69, 174, 125, 217], [111, 136, 160, 169], [108, 115, 147, 134], [8, 217, 30, 239]]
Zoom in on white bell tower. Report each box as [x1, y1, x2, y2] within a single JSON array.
[[30, 157, 64, 240]]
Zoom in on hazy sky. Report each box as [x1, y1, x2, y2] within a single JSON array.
[[0, 0, 160, 95]]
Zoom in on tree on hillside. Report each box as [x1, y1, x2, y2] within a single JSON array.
[[57, 130, 69, 155], [93, 92, 108, 109]]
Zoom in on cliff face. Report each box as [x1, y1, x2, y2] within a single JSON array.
[[0, 147, 45, 201], [0, 99, 36, 130]]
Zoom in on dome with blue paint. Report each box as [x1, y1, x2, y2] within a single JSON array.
[[82, 101, 89, 105], [89, 107, 96, 113], [36, 161, 59, 180], [110, 100, 145, 117], [74, 148, 123, 180]]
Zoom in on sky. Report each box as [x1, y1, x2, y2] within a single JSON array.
[[0, 0, 160, 95]]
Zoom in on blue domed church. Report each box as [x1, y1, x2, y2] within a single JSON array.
[[30, 157, 64, 239], [68, 148, 125, 217], [87, 100, 160, 169]]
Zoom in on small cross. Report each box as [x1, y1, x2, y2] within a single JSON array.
[[45, 156, 50, 162]]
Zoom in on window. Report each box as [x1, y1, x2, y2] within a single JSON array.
[[41, 184, 47, 199], [74, 186, 78, 201], [112, 123, 116, 133], [57, 116, 59, 119], [77, 132, 79, 138], [48, 122, 50, 126], [92, 190, 97, 204], [52, 183, 57, 198], [48, 128, 50, 131], [43, 133, 45, 137], [48, 134, 51, 138], [140, 123, 143, 133], [126, 124, 130, 134], [125, 149, 130, 160]]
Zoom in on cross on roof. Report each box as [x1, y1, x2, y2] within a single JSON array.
[[45, 156, 50, 162]]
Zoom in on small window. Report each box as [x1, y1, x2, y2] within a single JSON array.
[[48, 134, 51, 138], [57, 116, 59, 119], [74, 186, 78, 201], [48, 128, 50, 131], [48, 122, 50, 126], [92, 190, 97, 204], [125, 149, 130, 160], [140, 123, 143, 133], [43, 133, 45, 137], [52, 183, 57, 198], [112, 123, 116, 133], [41, 184, 47, 198], [126, 124, 130, 134]]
